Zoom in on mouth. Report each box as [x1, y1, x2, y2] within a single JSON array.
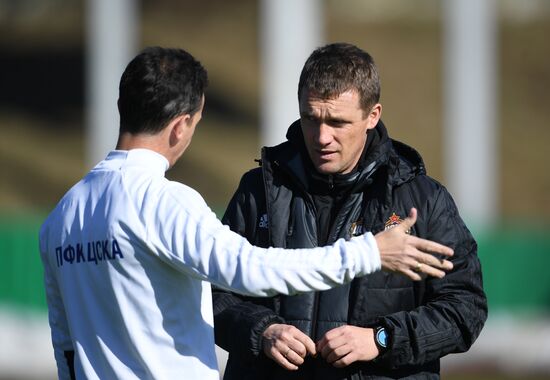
[[317, 150, 337, 160]]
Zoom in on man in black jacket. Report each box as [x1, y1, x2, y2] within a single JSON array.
[[213, 43, 487, 379]]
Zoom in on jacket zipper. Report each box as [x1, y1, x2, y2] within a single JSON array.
[[311, 198, 355, 341], [311, 291, 321, 340], [271, 157, 350, 340], [328, 174, 334, 190]]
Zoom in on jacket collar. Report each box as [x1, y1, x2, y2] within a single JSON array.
[[98, 149, 170, 175], [263, 119, 426, 192]]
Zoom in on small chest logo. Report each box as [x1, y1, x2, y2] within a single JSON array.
[[384, 213, 404, 231], [258, 213, 269, 229]]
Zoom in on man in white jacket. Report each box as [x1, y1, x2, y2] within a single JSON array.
[[39, 47, 453, 380]]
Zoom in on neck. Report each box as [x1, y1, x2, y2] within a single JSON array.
[[116, 131, 175, 167]]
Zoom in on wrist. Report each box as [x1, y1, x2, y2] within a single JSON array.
[[362, 232, 382, 273], [373, 325, 389, 354], [259, 320, 283, 355]]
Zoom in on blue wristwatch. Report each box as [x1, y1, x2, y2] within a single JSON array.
[[374, 326, 388, 351]]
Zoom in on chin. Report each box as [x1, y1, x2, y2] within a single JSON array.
[[315, 163, 339, 175]]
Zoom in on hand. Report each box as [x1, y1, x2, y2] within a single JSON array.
[[262, 323, 316, 370], [375, 208, 454, 281], [317, 325, 379, 367]]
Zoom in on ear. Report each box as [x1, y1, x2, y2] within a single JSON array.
[[366, 103, 382, 130], [169, 113, 191, 147]]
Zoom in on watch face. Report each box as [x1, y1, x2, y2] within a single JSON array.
[[376, 327, 388, 348]]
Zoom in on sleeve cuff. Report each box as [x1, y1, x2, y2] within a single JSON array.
[[355, 232, 381, 275]]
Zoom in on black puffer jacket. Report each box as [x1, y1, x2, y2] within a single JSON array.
[[213, 121, 487, 380]]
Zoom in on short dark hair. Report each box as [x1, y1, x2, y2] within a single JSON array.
[[298, 43, 380, 112], [118, 47, 208, 134]]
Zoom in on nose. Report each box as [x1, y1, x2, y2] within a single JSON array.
[[316, 123, 333, 146]]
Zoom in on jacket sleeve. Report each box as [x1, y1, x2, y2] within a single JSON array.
[[376, 182, 488, 367], [213, 170, 285, 359], [39, 230, 76, 380]]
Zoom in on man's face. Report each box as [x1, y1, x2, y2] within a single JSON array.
[[299, 89, 381, 175]]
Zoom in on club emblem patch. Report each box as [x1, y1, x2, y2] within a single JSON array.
[[384, 212, 410, 234]]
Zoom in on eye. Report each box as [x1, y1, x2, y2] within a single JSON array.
[[302, 114, 319, 124], [328, 119, 347, 127]]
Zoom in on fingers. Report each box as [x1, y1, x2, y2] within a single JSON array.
[[418, 265, 445, 279], [411, 236, 454, 257], [325, 344, 352, 364], [401, 249, 454, 280], [395, 254, 454, 281], [280, 337, 313, 369], [401, 268, 423, 281], [316, 327, 336, 354], [317, 328, 348, 363], [413, 255, 452, 279], [382, 243, 454, 281], [398, 208, 454, 258], [333, 352, 358, 368], [398, 207, 417, 232], [317, 326, 380, 366], [262, 324, 315, 370], [416, 250, 454, 271], [295, 332, 317, 356], [272, 348, 299, 370]]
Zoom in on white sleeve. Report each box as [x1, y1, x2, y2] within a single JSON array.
[[39, 228, 74, 380], [149, 184, 381, 297]]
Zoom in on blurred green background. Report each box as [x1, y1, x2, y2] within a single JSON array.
[[1, 0, 549, 379]]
